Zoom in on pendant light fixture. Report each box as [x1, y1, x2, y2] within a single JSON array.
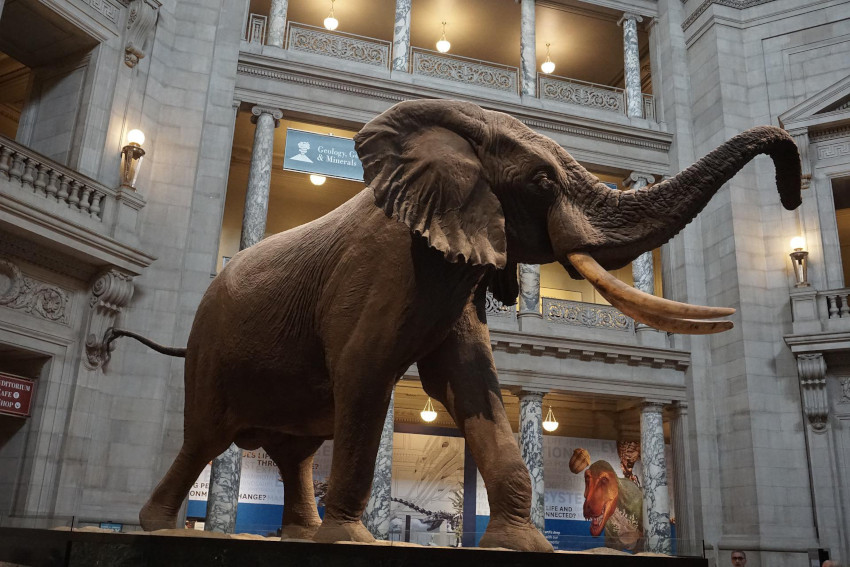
[[324, 0, 339, 30], [436, 21, 451, 53], [310, 175, 327, 186], [541, 43, 556, 74], [420, 397, 438, 422], [542, 405, 559, 432]]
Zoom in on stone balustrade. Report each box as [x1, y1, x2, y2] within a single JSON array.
[[539, 74, 655, 119], [0, 136, 112, 222], [824, 289, 850, 319], [485, 291, 517, 319], [285, 22, 391, 69], [543, 296, 634, 332], [410, 48, 520, 94]]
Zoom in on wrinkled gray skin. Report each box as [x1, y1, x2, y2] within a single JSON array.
[[137, 100, 801, 551]]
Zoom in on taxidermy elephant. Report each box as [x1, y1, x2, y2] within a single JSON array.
[[123, 100, 800, 552]]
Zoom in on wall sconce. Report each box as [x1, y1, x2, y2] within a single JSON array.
[[120, 129, 146, 190], [542, 405, 559, 432], [790, 236, 810, 287], [420, 397, 438, 423]]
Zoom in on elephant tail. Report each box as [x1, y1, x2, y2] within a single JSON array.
[[104, 327, 187, 358]]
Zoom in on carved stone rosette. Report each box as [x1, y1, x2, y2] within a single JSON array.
[[84, 269, 135, 369], [796, 353, 829, 432], [124, 0, 161, 68], [0, 257, 70, 324]]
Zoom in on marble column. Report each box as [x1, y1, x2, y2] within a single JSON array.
[[205, 445, 242, 533], [518, 264, 541, 319], [670, 402, 695, 555], [391, 0, 412, 71], [519, 390, 545, 532], [240, 106, 283, 251], [519, 0, 536, 97], [267, 0, 289, 48], [625, 172, 656, 297], [640, 401, 672, 554], [618, 13, 644, 118], [363, 390, 394, 539]]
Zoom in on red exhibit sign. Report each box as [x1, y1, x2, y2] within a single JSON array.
[[0, 373, 35, 418]]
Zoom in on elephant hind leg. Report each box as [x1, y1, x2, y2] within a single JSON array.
[[140, 435, 232, 531], [262, 435, 325, 540]]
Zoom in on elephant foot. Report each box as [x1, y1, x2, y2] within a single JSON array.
[[139, 501, 177, 532], [281, 521, 321, 540], [312, 519, 375, 544], [479, 520, 553, 553]]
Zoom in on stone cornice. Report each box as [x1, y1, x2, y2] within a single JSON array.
[[488, 329, 691, 372], [785, 331, 850, 354], [235, 54, 673, 157], [682, 0, 777, 31]]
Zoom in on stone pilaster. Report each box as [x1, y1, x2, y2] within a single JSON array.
[[669, 402, 695, 555], [267, 0, 289, 48], [519, 390, 545, 532], [640, 401, 672, 554], [618, 13, 644, 118], [241, 106, 283, 250], [624, 172, 656, 297], [519, 0, 536, 97], [518, 264, 541, 319], [796, 353, 829, 432], [205, 445, 242, 533], [391, 0, 411, 71], [363, 390, 394, 539]]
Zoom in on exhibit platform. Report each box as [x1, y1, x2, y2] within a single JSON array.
[[0, 528, 707, 567]]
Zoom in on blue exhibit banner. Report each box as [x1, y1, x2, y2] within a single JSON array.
[[282, 129, 364, 182]]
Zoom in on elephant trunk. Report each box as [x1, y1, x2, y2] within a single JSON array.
[[564, 125, 801, 271]]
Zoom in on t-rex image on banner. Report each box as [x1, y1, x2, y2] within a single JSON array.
[[579, 455, 644, 552]]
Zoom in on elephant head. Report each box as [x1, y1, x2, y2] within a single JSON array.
[[354, 100, 802, 334]]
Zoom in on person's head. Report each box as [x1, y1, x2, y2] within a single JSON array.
[[731, 550, 747, 566]]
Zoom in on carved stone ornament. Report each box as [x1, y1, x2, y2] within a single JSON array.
[[124, 0, 160, 68], [85, 269, 135, 369], [840, 377, 850, 405], [796, 353, 829, 432], [0, 257, 70, 324]]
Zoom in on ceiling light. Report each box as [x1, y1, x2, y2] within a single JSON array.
[[542, 406, 559, 432], [420, 397, 438, 423], [541, 43, 555, 74], [310, 175, 327, 186], [324, 0, 338, 30], [436, 21, 450, 53]]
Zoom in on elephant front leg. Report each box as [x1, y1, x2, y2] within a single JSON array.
[[312, 368, 394, 544], [418, 303, 553, 553]]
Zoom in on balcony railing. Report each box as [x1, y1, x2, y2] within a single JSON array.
[[539, 74, 655, 120], [285, 22, 391, 69], [0, 137, 112, 222], [485, 292, 517, 319], [543, 297, 634, 332], [824, 289, 850, 319], [410, 47, 519, 94]]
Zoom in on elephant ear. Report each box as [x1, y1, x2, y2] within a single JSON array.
[[488, 262, 518, 306], [355, 100, 507, 268]]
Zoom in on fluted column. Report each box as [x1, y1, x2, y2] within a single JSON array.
[[640, 401, 672, 554], [670, 402, 695, 555], [363, 390, 394, 539], [519, 390, 545, 532], [267, 0, 289, 48], [391, 0, 412, 71], [519, 0, 536, 97], [625, 172, 656, 297], [240, 106, 283, 251], [618, 12, 644, 118], [518, 264, 541, 319]]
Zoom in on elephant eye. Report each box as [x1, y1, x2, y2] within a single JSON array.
[[533, 171, 555, 189]]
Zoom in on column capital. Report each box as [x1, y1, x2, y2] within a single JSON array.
[[617, 12, 644, 26], [641, 400, 666, 414], [623, 172, 656, 188], [251, 105, 283, 127], [670, 400, 689, 418], [517, 389, 546, 402]]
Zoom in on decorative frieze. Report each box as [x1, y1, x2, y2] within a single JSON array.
[[83, 0, 122, 24], [411, 50, 519, 93], [817, 141, 850, 160], [682, 0, 778, 31], [485, 291, 516, 319], [796, 353, 829, 432], [287, 24, 390, 69], [0, 258, 70, 325], [543, 297, 633, 332], [539, 75, 625, 114], [840, 377, 850, 405]]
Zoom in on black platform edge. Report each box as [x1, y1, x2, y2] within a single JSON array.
[[0, 528, 708, 567]]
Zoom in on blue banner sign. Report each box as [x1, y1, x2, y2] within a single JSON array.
[[282, 129, 364, 182]]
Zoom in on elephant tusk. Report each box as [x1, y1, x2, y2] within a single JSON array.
[[566, 252, 735, 334]]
